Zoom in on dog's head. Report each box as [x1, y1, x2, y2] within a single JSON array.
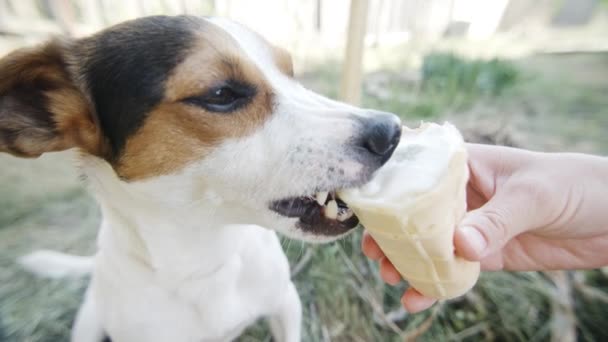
[[0, 16, 400, 242]]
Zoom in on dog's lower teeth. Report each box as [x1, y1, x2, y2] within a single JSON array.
[[337, 209, 354, 222], [316, 191, 329, 206], [325, 200, 338, 220]]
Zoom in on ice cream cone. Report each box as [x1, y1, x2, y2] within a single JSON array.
[[340, 123, 480, 300]]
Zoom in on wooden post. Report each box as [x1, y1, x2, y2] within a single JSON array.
[[339, 0, 369, 105]]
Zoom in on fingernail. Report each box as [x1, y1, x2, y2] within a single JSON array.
[[459, 226, 487, 257]]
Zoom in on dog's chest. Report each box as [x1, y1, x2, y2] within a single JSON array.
[[93, 225, 291, 342]]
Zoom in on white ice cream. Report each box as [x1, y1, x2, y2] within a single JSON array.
[[340, 122, 465, 211]]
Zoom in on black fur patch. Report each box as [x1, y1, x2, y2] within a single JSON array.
[[0, 81, 55, 129], [77, 16, 199, 158]]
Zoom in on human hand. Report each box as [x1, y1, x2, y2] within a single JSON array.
[[362, 143, 608, 312]]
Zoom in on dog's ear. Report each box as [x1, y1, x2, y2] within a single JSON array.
[[0, 40, 102, 158]]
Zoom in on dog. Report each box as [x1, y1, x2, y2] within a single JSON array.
[[1, 15, 401, 341]]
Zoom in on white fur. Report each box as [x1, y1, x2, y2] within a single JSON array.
[[18, 250, 93, 279], [20, 17, 398, 342], [70, 155, 302, 342]]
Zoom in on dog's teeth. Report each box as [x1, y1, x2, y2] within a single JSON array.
[[316, 191, 329, 205], [337, 209, 354, 222], [325, 200, 338, 220]]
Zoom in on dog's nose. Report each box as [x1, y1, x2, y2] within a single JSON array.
[[360, 112, 402, 161]]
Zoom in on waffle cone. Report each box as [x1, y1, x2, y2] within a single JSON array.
[[340, 125, 480, 299]]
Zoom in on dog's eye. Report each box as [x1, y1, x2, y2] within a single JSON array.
[[207, 87, 237, 106], [183, 82, 255, 113]]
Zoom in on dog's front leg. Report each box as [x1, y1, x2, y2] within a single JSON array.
[[268, 282, 302, 342], [71, 286, 106, 342]]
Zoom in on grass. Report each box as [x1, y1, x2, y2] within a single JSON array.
[[2, 52, 608, 341], [300, 53, 519, 122], [421, 53, 518, 97]]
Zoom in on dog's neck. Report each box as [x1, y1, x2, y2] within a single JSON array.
[[81, 156, 255, 282]]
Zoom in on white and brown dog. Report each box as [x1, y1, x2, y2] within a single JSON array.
[[2, 16, 401, 341]]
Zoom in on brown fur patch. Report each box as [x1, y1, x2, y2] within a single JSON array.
[[231, 24, 294, 78], [0, 40, 103, 157], [46, 87, 103, 155], [272, 45, 294, 77], [116, 26, 274, 180]]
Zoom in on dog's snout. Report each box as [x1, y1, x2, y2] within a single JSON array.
[[360, 113, 401, 161]]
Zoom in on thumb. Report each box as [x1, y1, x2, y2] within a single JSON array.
[[454, 186, 535, 261]]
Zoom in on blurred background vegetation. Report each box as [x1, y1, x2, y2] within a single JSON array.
[[1, 0, 608, 341]]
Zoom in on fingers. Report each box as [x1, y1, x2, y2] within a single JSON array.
[[401, 288, 437, 313], [361, 232, 384, 260], [361, 231, 438, 313], [380, 261, 438, 313], [466, 143, 533, 175], [454, 225, 487, 261], [478, 251, 504, 271], [455, 183, 536, 261], [459, 144, 544, 262], [379, 257, 401, 285], [362, 232, 401, 284]]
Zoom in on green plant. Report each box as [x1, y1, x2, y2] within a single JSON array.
[[421, 53, 518, 97]]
